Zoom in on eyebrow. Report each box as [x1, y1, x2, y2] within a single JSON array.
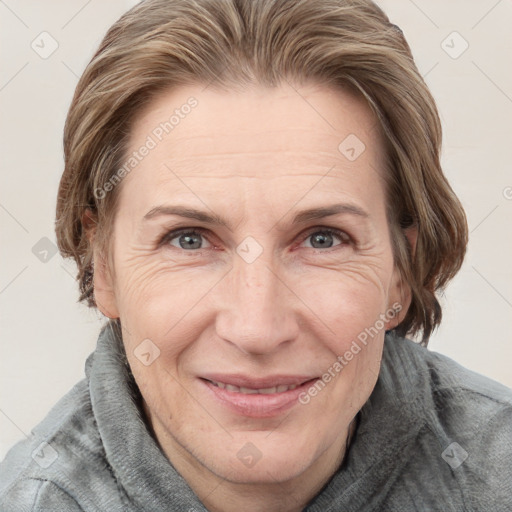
[[291, 203, 369, 224], [143, 206, 230, 228], [143, 203, 369, 229]]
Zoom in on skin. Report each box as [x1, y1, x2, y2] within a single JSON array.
[[91, 81, 412, 512]]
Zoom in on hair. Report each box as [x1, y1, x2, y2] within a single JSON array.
[[56, 0, 468, 344]]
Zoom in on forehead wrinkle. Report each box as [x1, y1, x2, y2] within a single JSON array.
[[151, 156, 356, 181]]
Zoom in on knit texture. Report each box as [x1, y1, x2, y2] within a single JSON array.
[[1, 321, 511, 511]]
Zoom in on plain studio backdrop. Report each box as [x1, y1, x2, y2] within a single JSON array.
[[1, 0, 511, 460]]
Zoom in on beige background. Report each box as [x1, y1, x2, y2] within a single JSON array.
[[1, 0, 511, 460]]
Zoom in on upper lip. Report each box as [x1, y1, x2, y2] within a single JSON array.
[[200, 374, 318, 389]]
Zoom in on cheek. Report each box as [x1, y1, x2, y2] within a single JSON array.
[[292, 259, 393, 411], [113, 251, 210, 322], [298, 274, 387, 422], [296, 259, 394, 341]]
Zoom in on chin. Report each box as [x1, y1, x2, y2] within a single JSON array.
[[195, 430, 324, 484]]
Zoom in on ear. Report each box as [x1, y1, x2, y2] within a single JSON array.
[[82, 209, 120, 319], [385, 225, 418, 330]]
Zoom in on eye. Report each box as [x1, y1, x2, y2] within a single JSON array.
[[164, 229, 212, 250], [300, 228, 350, 249]]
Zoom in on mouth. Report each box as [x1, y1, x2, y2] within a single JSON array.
[[199, 375, 319, 418], [207, 380, 300, 394]]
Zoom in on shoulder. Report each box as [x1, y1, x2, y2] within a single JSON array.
[[0, 478, 83, 512], [0, 378, 120, 512], [383, 334, 512, 510], [389, 334, 512, 417]]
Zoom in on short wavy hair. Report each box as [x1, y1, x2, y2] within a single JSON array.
[[55, 0, 468, 343]]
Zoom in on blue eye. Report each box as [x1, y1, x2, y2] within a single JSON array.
[[302, 229, 348, 249], [166, 230, 211, 250], [161, 227, 350, 252]]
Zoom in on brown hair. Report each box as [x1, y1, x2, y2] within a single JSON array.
[[56, 0, 468, 343]]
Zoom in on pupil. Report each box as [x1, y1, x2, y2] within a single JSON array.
[[311, 232, 333, 248], [180, 233, 201, 249]]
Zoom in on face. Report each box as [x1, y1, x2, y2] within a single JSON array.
[[94, 81, 407, 486]]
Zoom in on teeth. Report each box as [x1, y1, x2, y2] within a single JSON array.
[[240, 387, 259, 394], [210, 381, 298, 394]]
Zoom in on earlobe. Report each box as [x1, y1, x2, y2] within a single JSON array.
[[384, 295, 406, 331], [92, 256, 120, 319], [386, 279, 410, 330], [82, 209, 120, 319], [386, 225, 417, 330]]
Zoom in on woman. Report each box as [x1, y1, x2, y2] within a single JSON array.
[[1, 0, 511, 510]]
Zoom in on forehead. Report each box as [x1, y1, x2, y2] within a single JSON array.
[[121, 82, 386, 215]]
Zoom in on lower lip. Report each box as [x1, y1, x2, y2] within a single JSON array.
[[200, 378, 318, 418]]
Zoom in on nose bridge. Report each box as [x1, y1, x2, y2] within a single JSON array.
[[215, 252, 298, 354], [236, 256, 277, 314]]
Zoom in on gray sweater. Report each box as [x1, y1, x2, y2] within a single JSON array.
[[1, 322, 511, 511]]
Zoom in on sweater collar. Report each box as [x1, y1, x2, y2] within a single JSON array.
[[87, 321, 209, 511], [305, 331, 430, 510]]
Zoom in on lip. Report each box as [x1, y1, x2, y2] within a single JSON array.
[[199, 374, 319, 418], [201, 373, 317, 389]]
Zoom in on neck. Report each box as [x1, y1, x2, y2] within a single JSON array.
[[144, 401, 358, 512]]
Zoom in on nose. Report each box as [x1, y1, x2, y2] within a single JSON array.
[[214, 255, 300, 356]]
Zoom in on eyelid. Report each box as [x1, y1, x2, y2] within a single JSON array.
[[159, 226, 213, 248], [159, 225, 353, 251], [297, 226, 352, 249]]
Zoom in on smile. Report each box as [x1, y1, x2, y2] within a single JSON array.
[[207, 380, 298, 394], [200, 375, 319, 418]]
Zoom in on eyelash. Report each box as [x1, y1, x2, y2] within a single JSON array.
[[159, 226, 353, 252]]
